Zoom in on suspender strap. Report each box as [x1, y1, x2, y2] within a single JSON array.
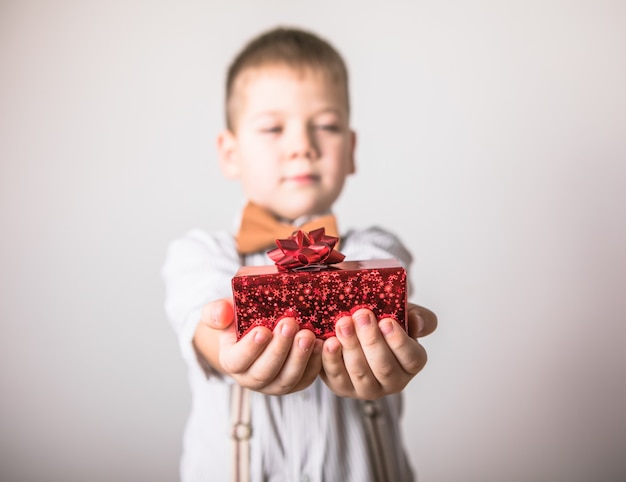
[[230, 383, 252, 482], [362, 400, 390, 482], [230, 385, 391, 482]]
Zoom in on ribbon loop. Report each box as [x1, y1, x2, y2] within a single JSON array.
[[267, 227, 345, 271]]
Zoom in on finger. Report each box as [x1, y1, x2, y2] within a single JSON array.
[[352, 309, 404, 385], [287, 337, 324, 393], [265, 329, 318, 394], [220, 325, 272, 374], [380, 317, 428, 376], [241, 318, 299, 389], [298, 338, 324, 385], [201, 298, 235, 330], [335, 314, 381, 396], [407, 303, 438, 338], [320, 336, 353, 396]]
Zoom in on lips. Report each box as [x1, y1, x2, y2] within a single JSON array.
[[282, 173, 321, 185]]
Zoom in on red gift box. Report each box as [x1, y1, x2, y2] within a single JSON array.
[[232, 256, 408, 339]]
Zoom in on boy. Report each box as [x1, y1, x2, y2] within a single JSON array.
[[162, 27, 437, 482]]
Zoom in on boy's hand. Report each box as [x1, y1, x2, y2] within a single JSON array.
[[193, 299, 323, 395], [320, 303, 437, 400]]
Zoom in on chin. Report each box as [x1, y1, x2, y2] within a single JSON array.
[[292, 202, 330, 219], [270, 195, 333, 221]]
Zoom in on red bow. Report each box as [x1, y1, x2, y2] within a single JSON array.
[[267, 228, 345, 271]]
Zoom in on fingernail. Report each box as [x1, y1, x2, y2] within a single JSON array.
[[409, 308, 425, 335], [338, 322, 354, 337], [298, 336, 314, 352], [207, 307, 218, 328], [380, 319, 395, 336], [417, 314, 425, 335], [325, 340, 339, 354], [354, 311, 373, 327], [281, 323, 297, 338], [254, 330, 269, 345]]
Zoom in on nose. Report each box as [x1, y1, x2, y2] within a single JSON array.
[[286, 125, 318, 160]]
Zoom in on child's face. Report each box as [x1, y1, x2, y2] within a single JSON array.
[[218, 66, 355, 221]]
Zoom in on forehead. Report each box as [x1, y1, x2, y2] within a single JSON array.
[[230, 65, 348, 120]]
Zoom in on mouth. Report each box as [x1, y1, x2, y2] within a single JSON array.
[[282, 174, 321, 185]]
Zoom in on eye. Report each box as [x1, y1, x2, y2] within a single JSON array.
[[315, 124, 341, 133], [259, 126, 282, 134]]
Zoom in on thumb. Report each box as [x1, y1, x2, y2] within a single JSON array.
[[407, 303, 438, 338], [201, 298, 235, 330]]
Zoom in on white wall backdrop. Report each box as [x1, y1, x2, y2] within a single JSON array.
[[1, 1, 625, 481]]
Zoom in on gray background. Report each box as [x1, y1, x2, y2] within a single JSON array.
[[1, 1, 625, 481]]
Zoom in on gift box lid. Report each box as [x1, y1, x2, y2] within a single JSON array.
[[233, 258, 404, 279]]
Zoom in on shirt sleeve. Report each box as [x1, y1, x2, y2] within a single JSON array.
[[341, 226, 413, 295], [341, 226, 412, 267], [161, 229, 240, 372]]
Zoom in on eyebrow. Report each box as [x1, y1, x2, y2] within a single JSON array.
[[250, 107, 344, 121], [313, 107, 343, 117], [250, 111, 281, 120]]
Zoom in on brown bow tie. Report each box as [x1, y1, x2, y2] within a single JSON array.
[[236, 201, 340, 254]]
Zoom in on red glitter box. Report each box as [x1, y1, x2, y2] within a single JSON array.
[[231, 259, 407, 339]]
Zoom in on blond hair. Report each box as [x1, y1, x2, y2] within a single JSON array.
[[225, 27, 350, 130]]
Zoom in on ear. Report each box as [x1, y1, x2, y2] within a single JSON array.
[[347, 129, 357, 175], [217, 129, 241, 179]]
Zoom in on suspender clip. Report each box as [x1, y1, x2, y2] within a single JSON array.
[[232, 421, 253, 441]]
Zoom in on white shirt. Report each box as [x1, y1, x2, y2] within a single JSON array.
[[162, 225, 415, 482]]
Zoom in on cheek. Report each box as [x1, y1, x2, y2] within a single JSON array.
[[240, 160, 276, 191], [240, 138, 279, 164], [324, 144, 352, 175], [322, 136, 351, 158]]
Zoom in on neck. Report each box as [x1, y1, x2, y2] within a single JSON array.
[[250, 202, 331, 227]]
